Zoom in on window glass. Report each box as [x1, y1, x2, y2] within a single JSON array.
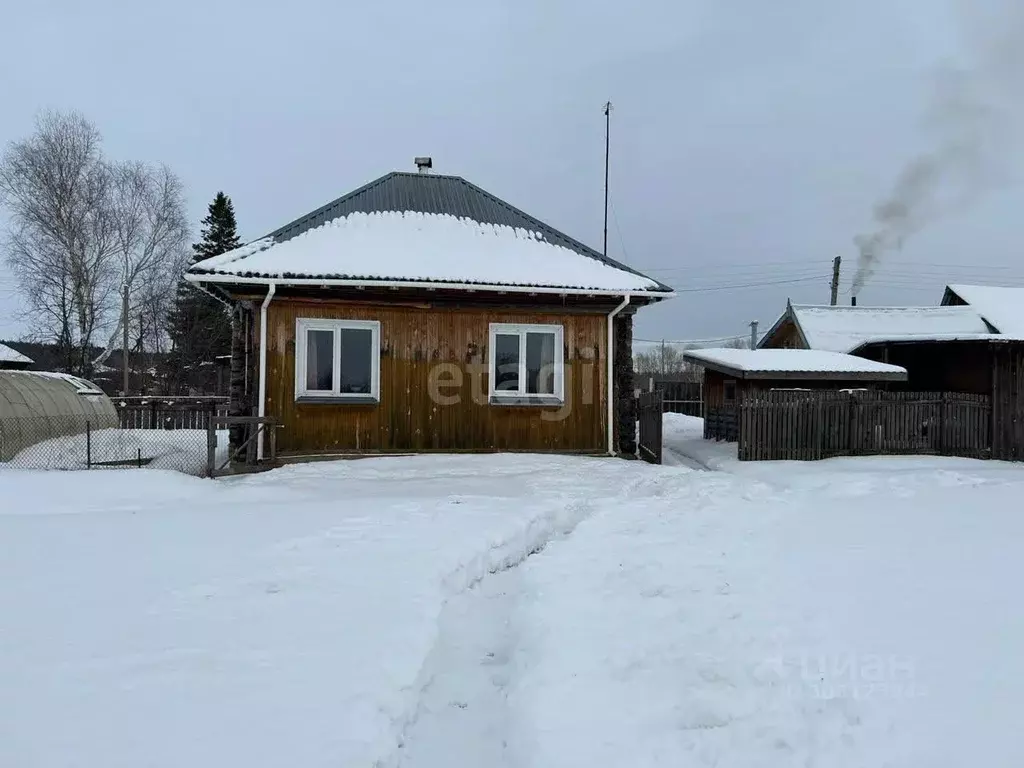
[[526, 332, 556, 395], [305, 329, 334, 391], [339, 328, 373, 394], [494, 333, 520, 391]]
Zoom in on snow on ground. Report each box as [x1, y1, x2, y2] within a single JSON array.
[[4, 426, 1024, 767], [10, 428, 228, 475], [0, 455, 654, 768]]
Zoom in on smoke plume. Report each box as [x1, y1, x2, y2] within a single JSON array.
[[852, 2, 1023, 295]]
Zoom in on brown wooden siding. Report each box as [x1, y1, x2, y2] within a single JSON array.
[[991, 344, 1024, 461], [858, 342, 992, 393], [260, 300, 607, 454], [759, 318, 805, 349]]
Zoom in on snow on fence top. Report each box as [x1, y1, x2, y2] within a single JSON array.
[[0, 342, 32, 365], [791, 304, 991, 353], [188, 211, 665, 293], [946, 284, 1024, 336], [682, 348, 908, 380]]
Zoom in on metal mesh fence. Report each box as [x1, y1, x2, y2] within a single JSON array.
[[0, 416, 218, 476]]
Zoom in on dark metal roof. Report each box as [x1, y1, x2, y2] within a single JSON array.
[[265, 171, 671, 292]]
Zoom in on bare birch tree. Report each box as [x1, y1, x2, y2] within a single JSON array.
[[0, 111, 189, 383], [94, 161, 189, 371], [0, 111, 118, 374]]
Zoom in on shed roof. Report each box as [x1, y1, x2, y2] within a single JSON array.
[[0, 342, 32, 365], [682, 348, 908, 381], [942, 284, 1024, 335], [762, 304, 991, 353], [187, 171, 671, 295]]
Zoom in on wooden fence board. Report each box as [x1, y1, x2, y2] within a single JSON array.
[[736, 390, 993, 462]]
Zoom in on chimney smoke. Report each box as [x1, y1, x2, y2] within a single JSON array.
[[850, 2, 1023, 293]]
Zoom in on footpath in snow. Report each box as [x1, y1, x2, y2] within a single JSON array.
[[0, 454, 655, 768], [4, 423, 1024, 767]]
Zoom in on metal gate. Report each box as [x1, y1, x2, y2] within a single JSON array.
[[637, 390, 664, 464]]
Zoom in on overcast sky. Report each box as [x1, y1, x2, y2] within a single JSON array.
[[2, 0, 1022, 345]]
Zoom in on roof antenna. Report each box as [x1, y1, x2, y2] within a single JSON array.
[[415, 157, 432, 174], [602, 102, 612, 260]]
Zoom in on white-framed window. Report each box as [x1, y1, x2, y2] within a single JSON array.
[[295, 318, 380, 401], [488, 323, 564, 403]]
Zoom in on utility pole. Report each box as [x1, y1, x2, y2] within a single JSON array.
[[749, 320, 759, 350], [122, 283, 130, 395], [830, 255, 842, 306], [603, 101, 612, 259], [660, 339, 666, 375]]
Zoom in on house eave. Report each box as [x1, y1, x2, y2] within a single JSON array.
[[185, 272, 675, 301], [689, 358, 907, 382]]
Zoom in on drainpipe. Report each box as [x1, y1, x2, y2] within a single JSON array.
[[607, 294, 631, 456], [257, 282, 276, 461]]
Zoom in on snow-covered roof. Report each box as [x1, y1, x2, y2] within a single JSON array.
[[682, 348, 908, 380], [188, 211, 665, 293], [788, 305, 991, 353], [0, 342, 32, 365], [945, 285, 1024, 335]]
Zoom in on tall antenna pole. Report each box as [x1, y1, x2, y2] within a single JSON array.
[[603, 101, 612, 259]]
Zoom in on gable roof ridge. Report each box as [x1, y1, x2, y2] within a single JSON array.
[[791, 303, 975, 312]]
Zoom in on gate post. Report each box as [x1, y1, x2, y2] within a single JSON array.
[[206, 419, 217, 478]]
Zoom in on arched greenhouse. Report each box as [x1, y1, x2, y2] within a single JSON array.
[[0, 371, 118, 461]]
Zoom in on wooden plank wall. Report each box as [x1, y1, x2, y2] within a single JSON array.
[[738, 390, 992, 461], [261, 300, 606, 454], [636, 390, 663, 464], [992, 345, 1024, 461]]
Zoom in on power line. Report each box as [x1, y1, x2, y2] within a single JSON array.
[[608, 197, 630, 264], [643, 260, 1024, 276], [673, 275, 826, 293], [639, 258, 825, 271], [636, 334, 748, 345]]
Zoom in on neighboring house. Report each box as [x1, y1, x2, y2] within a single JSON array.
[[757, 301, 992, 353], [0, 342, 33, 371], [941, 284, 1024, 335], [185, 161, 673, 458], [758, 290, 1024, 460], [682, 348, 907, 441]]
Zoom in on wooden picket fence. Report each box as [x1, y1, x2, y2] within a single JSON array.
[[738, 390, 992, 462], [115, 396, 230, 430], [704, 406, 739, 442]]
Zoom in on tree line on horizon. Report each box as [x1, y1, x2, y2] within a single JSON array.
[[0, 109, 234, 393]]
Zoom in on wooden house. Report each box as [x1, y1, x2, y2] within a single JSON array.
[[185, 161, 673, 459], [851, 338, 1024, 460], [0, 342, 33, 371], [681, 348, 907, 441], [757, 301, 991, 352], [758, 290, 1024, 460], [941, 284, 1024, 335]]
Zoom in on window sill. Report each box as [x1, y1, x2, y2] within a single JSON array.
[[489, 395, 564, 407], [295, 395, 379, 405]]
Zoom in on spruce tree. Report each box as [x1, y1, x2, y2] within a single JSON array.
[[168, 192, 241, 393]]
